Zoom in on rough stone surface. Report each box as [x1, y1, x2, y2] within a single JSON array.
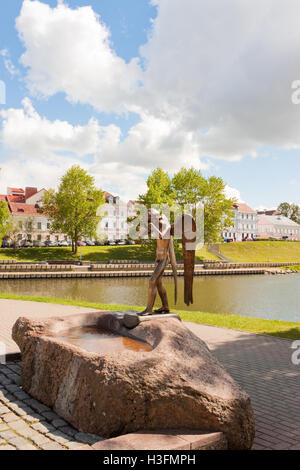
[[92, 430, 228, 451], [0, 361, 106, 450], [12, 312, 255, 450]]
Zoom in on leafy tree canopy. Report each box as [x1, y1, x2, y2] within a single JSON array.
[[0, 200, 10, 244], [138, 167, 235, 243], [42, 165, 104, 253], [277, 202, 300, 224]]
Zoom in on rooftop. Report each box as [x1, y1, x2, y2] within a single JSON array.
[[258, 214, 300, 226], [7, 187, 24, 194], [9, 202, 42, 217], [233, 203, 256, 214]]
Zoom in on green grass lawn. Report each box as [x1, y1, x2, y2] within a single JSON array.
[[282, 265, 300, 272], [2, 241, 300, 264], [1, 292, 299, 340], [0, 244, 218, 263], [219, 240, 300, 263]]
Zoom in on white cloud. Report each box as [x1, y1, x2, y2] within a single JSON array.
[[16, 0, 300, 166], [16, 0, 141, 112], [0, 154, 87, 194], [7, 0, 300, 199], [0, 98, 118, 158], [0, 99, 208, 199], [0, 49, 20, 77], [139, 0, 300, 160], [224, 185, 244, 203], [94, 112, 209, 172], [0, 98, 124, 195]]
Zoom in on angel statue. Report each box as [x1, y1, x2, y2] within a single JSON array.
[[139, 208, 197, 316]]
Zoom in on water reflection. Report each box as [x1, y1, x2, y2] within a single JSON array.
[[0, 275, 299, 322], [50, 326, 152, 354]]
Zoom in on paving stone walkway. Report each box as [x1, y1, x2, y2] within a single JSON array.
[[0, 361, 103, 450], [0, 299, 97, 356], [1, 300, 300, 450], [187, 323, 300, 450]]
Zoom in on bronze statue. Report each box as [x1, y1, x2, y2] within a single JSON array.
[[139, 209, 196, 316]]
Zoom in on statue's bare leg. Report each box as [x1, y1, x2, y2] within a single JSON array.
[[139, 259, 167, 316], [154, 276, 170, 313]]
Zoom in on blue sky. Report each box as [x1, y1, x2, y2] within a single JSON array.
[[0, 0, 300, 208]]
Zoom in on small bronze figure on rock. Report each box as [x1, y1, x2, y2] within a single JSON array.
[[139, 209, 196, 316]]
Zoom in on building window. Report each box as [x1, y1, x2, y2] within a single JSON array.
[[47, 223, 50, 230], [37, 222, 42, 230], [37, 234, 42, 241]]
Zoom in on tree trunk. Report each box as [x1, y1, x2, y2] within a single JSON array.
[[74, 229, 78, 255]]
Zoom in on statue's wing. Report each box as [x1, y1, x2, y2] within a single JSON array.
[[168, 237, 177, 304], [174, 214, 196, 306]]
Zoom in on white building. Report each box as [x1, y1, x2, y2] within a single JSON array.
[[98, 192, 136, 242], [222, 203, 258, 241], [2, 187, 66, 244], [257, 212, 300, 240]]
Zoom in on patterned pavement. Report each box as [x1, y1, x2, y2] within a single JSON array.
[[187, 322, 300, 450], [0, 361, 102, 450]]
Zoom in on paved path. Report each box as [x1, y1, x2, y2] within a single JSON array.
[[0, 299, 97, 356], [1, 300, 300, 450], [0, 361, 102, 450]]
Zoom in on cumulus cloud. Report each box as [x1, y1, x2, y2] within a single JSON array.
[[16, 0, 141, 112], [15, 0, 300, 166], [0, 98, 117, 158], [4, 0, 300, 199], [224, 185, 244, 203], [93, 112, 209, 171], [0, 49, 20, 77], [0, 99, 208, 199], [139, 0, 300, 160], [0, 98, 125, 195]]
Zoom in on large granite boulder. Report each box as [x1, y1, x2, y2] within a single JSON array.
[[12, 312, 255, 449]]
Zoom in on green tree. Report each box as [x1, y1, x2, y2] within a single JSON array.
[[138, 167, 235, 243], [172, 167, 205, 207], [277, 202, 300, 224], [201, 176, 235, 243], [138, 168, 174, 206], [0, 200, 10, 245], [172, 169, 234, 243], [42, 165, 104, 254], [5, 217, 20, 251]]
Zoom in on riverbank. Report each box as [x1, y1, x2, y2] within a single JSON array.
[[1, 241, 300, 264], [219, 240, 300, 262], [1, 293, 299, 340], [0, 244, 218, 263]]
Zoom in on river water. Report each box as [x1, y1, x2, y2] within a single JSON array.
[[0, 274, 299, 322]]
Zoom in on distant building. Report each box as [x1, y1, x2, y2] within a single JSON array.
[[98, 192, 136, 242], [1, 186, 137, 244], [257, 209, 278, 216], [222, 203, 258, 241], [2, 187, 65, 244], [257, 213, 300, 240]]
